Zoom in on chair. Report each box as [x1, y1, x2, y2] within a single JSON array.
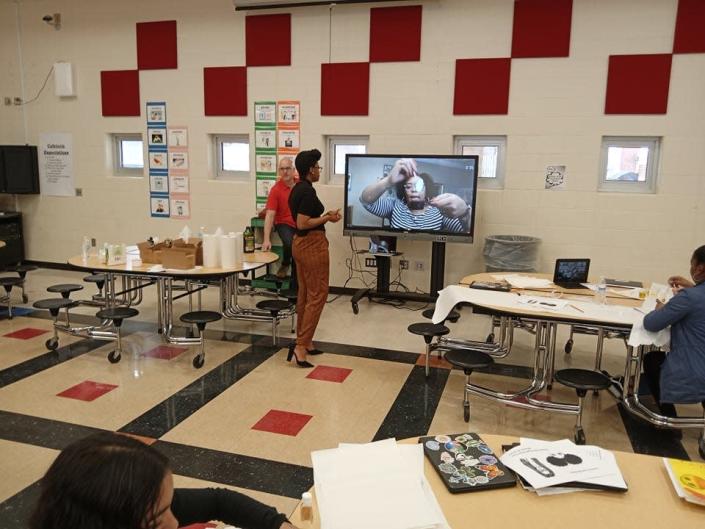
[[256, 299, 293, 345], [179, 310, 222, 368], [4, 264, 37, 303], [444, 348, 494, 422], [554, 368, 611, 445], [32, 298, 77, 350], [279, 289, 298, 333], [83, 273, 107, 300], [47, 283, 84, 299], [408, 322, 450, 378], [422, 308, 460, 324], [0, 276, 24, 318], [95, 307, 139, 364]]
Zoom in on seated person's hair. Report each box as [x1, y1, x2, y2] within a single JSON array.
[[694, 245, 705, 264], [30, 432, 170, 529], [394, 172, 437, 203]]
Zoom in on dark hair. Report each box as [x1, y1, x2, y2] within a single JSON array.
[[294, 149, 321, 180], [693, 245, 705, 265], [395, 172, 437, 202], [30, 432, 170, 529]]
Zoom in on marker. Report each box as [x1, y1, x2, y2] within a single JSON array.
[[569, 304, 584, 313]]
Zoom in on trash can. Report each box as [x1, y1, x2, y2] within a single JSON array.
[[483, 235, 541, 273]]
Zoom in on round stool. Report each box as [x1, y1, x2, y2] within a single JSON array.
[[83, 273, 107, 299], [47, 283, 84, 299], [5, 264, 37, 303], [32, 298, 77, 350], [256, 299, 293, 346], [422, 308, 460, 324], [180, 311, 223, 368], [554, 368, 611, 445], [408, 322, 450, 378], [0, 276, 25, 319], [445, 349, 494, 422], [279, 289, 298, 334], [95, 307, 139, 364]]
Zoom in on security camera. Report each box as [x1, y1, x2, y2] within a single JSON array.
[[42, 13, 61, 29]]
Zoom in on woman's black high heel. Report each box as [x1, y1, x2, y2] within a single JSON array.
[[287, 344, 314, 368]]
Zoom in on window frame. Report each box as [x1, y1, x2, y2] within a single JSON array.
[[214, 133, 251, 181], [112, 133, 144, 177], [326, 135, 369, 185], [598, 136, 660, 194], [453, 135, 506, 190]]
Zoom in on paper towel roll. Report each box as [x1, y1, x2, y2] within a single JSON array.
[[220, 233, 237, 269], [234, 232, 243, 263], [202, 234, 220, 268]]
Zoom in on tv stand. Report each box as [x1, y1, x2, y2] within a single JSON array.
[[350, 241, 446, 314]]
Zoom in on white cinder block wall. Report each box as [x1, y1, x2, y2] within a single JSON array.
[[0, 0, 703, 289]]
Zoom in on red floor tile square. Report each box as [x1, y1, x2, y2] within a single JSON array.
[[306, 365, 353, 383], [251, 409, 313, 437], [57, 381, 118, 402], [3, 327, 49, 340], [143, 345, 187, 360], [415, 354, 452, 370]]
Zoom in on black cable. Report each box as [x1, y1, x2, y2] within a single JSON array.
[[19, 66, 54, 105]]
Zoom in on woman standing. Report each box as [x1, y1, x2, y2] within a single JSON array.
[[287, 149, 341, 367]]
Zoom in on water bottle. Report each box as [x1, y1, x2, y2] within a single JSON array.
[[81, 235, 91, 262], [596, 275, 607, 305]]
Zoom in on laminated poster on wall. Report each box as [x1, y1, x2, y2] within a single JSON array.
[[149, 152, 168, 171], [170, 196, 190, 220], [167, 127, 188, 148], [256, 154, 277, 175], [277, 129, 299, 153], [38, 132, 75, 196], [150, 175, 169, 194], [254, 102, 277, 126], [545, 165, 566, 190], [148, 128, 167, 148], [256, 177, 276, 200], [169, 175, 189, 194], [150, 194, 170, 217], [255, 129, 276, 152], [169, 151, 189, 171], [146, 102, 166, 126], [277, 101, 300, 127]]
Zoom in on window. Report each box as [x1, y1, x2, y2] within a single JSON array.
[[113, 134, 144, 176], [454, 136, 506, 189], [326, 136, 368, 184], [214, 134, 250, 180], [599, 136, 659, 193]]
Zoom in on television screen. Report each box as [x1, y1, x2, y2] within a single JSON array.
[[344, 154, 478, 243], [0, 145, 40, 194]]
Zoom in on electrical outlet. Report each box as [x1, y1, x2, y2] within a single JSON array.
[[365, 258, 377, 268], [91, 238, 96, 247], [75, 188, 82, 197], [3, 97, 11, 106], [414, 261, 425, 271], [400, 259, 409, 270], [13, 97, 22, 105]]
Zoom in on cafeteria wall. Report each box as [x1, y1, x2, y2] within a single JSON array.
[[1, 0, 703, 288]]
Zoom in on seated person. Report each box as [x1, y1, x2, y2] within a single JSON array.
[[359, 158, 470, 233], [30, 432, 298, 529], [642, 245, 705, 417], [262, 157, 298, 283]]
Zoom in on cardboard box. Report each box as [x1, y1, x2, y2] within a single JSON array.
[[173, 238, 203, 265], [161, 247, 197, 269], [137, 241, 166, 264]]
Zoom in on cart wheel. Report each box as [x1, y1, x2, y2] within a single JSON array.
[[22, 294, 29, 303], [463, 403, 470, 423], [547, 383, 553, 391], [193, 355, 204, 369], [485, 333, 494, 343], [574, 428, 586, 445], [699, 436, 705, 461], [107, 350, 121, 364], [352, 302, 359, 315], [45, 337, 59, 351], [564, 339, 573, 354]]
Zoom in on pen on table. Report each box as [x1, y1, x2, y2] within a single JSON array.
[[569, 304, 584, 313], [633, 307, 646, 314]]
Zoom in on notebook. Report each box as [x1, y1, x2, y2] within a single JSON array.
[[469, 281, 511, 292], [605, 278, 643, 289], [553, 258, 591, 289], [420, 432, 516, 493]]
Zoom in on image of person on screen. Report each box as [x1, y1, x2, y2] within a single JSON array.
[[359, 158, 470, 232]]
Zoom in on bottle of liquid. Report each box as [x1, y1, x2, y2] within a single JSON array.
[[596, 275, 607, 305], [243, 226, 255, 253], [300, 492, 313, 523], [81, 235, 91, 262]]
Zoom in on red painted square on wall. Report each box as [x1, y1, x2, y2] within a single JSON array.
[[511, 0, 573, 58], [369, 5, 423, 62], [605, 54, 672, 114], [204, 66, 248, 116], [453, 58, 511, 115], [251, 409, 313, 437], [137, 20, 178, 70], [246, 14, 291, 67], [57, 380, 118, 402], [673, 0, 705, 53], [101, 70, 140, 116], [321, 62, 370, 116]]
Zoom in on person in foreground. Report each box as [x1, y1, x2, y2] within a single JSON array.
[[359, 158, 469, 232], [643, 244, 705, 417], [262, 157, 298, 285], [287, 149, 341, 368], [29, 432, 298, 529]]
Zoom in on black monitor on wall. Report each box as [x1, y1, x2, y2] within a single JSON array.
[[344, 154, 478, 243], [0, 145, 40, 194]]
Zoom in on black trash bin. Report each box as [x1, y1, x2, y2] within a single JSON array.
[[483, 235, 541, 272]]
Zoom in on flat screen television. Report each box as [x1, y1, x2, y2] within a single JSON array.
[[0, 145, 40, 194], [344, 154, 478, 243]]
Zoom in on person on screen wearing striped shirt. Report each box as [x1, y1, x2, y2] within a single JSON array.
[[359, 158, 470, 232]]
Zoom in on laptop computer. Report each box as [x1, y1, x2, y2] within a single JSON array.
[[553, 258, 591, 289]]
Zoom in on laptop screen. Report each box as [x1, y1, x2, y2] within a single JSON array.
[[553, 258, 590, 284]]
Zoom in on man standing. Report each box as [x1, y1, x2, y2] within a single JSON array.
[[262, 157, 298, 287]]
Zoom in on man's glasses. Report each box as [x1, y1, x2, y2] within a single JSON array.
[[279, 166, 294, 171]]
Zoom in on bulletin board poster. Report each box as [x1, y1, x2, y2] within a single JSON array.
[[147, 101, 168, 217], [38, 132, 75, 196], [170, 195, 190, 220], [168, 125, 190, 219], [253, 100, 300, 212]]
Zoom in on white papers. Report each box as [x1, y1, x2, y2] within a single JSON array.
[[491, 274, 554, 289], [499, 438, 627, 492], [311, 439, 450, 529]]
